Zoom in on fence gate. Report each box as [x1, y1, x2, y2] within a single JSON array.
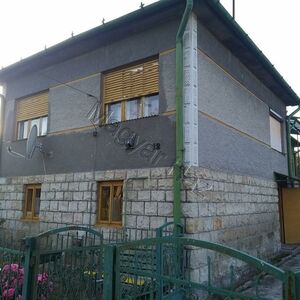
[[106, 237, 299, 300], [23, 226, 104, 300]]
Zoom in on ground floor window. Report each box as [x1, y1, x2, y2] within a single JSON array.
[[97, 181, 123, 226], [23, 184, 41, 220]]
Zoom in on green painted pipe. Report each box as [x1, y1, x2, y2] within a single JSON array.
[[173, 0, 194, 225], [286, 106, 300, 177]]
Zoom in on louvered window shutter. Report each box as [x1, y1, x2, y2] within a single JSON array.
[[16, 91, 48, 122], [104, 59, 159, 103]]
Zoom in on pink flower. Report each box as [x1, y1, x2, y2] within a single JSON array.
[[2, 264, 11, 273], [2, 288, 15, 298], [18, 268, 24, 275], [7, 288, 15, 298], [17, 276, 24, 286], [2, 264, 23, 275], [10, 264, 19, 272], [37, 273, 48, 283]]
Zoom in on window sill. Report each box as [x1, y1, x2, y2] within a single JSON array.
[[20, 218, 40, 223], [95, 223, 122, 229], [101, 114, 159, 127], [271, 148, 286, 156], [15, 134, 47, 142]]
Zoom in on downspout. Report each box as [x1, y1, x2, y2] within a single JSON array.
[[0, 92, 5, 174], [173, 0, 193, 225], [286, 106, 300, 177]]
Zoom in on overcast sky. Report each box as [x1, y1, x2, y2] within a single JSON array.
[[0, 0, 299, 102]]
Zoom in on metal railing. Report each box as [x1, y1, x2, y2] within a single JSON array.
[[287, 116, 300, 179], [1, 224, 299, 299], [0, 223, 179, 299], [107, 237, 300, 300]]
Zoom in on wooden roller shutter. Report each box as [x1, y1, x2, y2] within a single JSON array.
[[16, 91, 48, 122], [104, 59, 159, 103]]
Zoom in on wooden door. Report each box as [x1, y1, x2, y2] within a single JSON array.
[[282, 188, 300, 244]]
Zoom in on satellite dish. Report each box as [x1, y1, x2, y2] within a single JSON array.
[[26, 125, 43, 159], [7, 125, 44, 160]]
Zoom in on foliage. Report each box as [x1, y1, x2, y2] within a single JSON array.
[[0, 264, 53, 300]]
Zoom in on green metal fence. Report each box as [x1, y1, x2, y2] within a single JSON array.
[[1, 224, 300, 299], [0, 224, 173, 299], [287, 116, 300, 178], [106, 236, 300, 300]]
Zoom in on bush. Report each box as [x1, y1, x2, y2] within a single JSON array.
[[0, 263, 53, 300]]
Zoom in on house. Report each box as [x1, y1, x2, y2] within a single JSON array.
[[0, 0, 299, 280]]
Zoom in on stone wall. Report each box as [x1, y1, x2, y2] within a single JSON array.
[[182, 167, 280, 283], [0, 166, 280, 263], [0, 167, 174, 236]]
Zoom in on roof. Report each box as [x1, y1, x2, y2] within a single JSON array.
[[0, 0, 299, 106]]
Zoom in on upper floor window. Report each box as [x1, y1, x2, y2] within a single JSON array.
[[18, 116, 48, 140], [16, 91, 48, 140], [270, 110, 283, 152], [103, 59, 159, 124]]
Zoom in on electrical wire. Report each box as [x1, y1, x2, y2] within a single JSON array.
[[39, 72, 102, 130]]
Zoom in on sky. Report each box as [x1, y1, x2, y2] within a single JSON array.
[[0, 0, 299, 103]]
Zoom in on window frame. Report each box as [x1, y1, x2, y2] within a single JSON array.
[[102, 57, 159, 125], [15, 90, 49, 141], [23, 184, 41, 221], [269, 110, 283, 153], [97, 181, 123, 227], [105, 94, 159, 124], [17, 115, 48, 140]]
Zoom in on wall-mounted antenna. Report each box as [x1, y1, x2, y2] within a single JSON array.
[[7, 146, 25, 159], [7, 125, 44, 160]]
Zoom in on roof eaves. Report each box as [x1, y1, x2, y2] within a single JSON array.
[[202, 0, 300, 106], [0, 0, 181, 82]]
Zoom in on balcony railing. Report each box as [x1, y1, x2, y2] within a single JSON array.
[[287, 116, 300, 178]]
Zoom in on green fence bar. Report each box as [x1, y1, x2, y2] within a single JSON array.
[[103, 244, 116, 300]]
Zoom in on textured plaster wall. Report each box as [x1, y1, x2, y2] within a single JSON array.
[[2, 17, 179, 144], [198, 50, 270, 145], [197, 21, 286, 116], [0, 18, 178, 177], [196, 21, 288, 178], [198, 113, 288, 179], [48, 74, 101, 133], [0, 116, 175, 177]]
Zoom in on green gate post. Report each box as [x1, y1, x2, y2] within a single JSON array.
[[22, 237, 36, 300], [156, 228, 163, 300], [103, 245, 116, 300], [284, 270, 297, 300], [295, 272, 300, 300]]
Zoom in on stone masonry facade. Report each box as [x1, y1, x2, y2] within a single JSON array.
[[0, 166, 280, 263], [182, 167, 280, 284]]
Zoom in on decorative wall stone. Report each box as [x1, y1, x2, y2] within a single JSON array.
[[0, 166, 281, 268]]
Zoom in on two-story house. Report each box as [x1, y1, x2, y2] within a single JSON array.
[[0, 0, 299, 275]]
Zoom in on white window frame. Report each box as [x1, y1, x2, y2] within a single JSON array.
[[269, 110, 283, 153], [17, 116, 48, 140]]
